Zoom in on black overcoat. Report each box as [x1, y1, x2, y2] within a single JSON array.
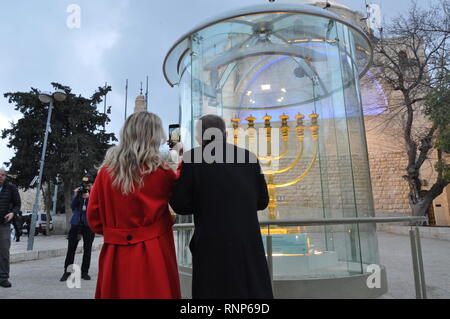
[[0, 182, 21, 220], [170, 142, 273, 299]]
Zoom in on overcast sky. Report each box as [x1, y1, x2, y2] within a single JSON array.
[[0, 0, 426, 166]]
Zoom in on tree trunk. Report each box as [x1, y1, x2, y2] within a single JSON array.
[[63, 181, 73, 234], [46, 183, 52, 236], [409, 181, 447, 225], [40, 183, 53, 235], [410, 198, 432, 217], [41, 183, 52, 215]]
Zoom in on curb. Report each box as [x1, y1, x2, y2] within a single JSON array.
[[11, 242, 103, 264], [378, 224, 450, 241]]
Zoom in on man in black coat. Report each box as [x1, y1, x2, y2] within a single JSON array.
[[0, 168, 21, 288], [170, 114, 273, 299]]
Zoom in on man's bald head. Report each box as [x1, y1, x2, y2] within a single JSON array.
[[195, 114, 227, 146], [0, 167, 7, 185]]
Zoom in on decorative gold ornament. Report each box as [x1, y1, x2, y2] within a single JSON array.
[[231, 116, 241, 146]]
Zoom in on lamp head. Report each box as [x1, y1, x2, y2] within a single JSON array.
[[38, 91, 53, 104], [53, 89, 67, 102]]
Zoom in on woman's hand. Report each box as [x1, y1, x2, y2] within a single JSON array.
[[161, 161, 172, 170]]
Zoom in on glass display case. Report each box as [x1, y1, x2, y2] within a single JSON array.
[[164, 3, 385, 297]]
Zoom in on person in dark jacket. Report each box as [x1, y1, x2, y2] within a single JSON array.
[[169, 114, 273, 299], [0, 168, 21, 288], [60, 180, 95, 282]]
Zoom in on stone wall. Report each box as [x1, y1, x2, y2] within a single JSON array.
[[18, 188, 44, 213], [368, 151, 410, 213]]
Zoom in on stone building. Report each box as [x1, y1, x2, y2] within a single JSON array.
[[18, 188, 44, 213], [134, 94, 147, 113]]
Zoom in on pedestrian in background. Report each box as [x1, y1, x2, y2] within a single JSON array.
[[0, 167, 21, 288], [60, 179, 96, 282]]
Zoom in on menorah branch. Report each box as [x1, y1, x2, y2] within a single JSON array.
[[268, 139, 319, 189], [262, 139, 304, 175], [230, 112, 319, 220]]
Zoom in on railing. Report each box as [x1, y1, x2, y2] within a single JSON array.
[[173, 216, 428, 299]]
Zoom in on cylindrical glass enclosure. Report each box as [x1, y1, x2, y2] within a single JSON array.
[[165, 3, 381, 289]]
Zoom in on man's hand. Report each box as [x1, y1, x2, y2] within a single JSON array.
[[169, 142, 184, 166], [74, 187, 80, 195], [171, 142, 184, 156], [168, 205, 177, 224], [4, 213, 14, 223]]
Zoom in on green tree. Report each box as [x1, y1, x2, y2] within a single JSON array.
[[424, 71, 450, 187], [2, 82, 116, 231]]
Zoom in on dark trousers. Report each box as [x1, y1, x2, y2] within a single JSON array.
[[64, 225, 95, 274], [12, 216, 22, 242], [0, 223, 11, 280]]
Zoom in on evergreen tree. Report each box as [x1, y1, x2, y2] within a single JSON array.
[[2, 82, 117, 230]]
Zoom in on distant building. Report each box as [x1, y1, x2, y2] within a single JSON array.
[[18, 188, 44, 213], [134, 94, 147, 113]]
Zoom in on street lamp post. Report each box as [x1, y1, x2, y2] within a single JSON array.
[[27, 90, 67, 251]]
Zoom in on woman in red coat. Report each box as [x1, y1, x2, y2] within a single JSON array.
[[87, 111, 181, 299]]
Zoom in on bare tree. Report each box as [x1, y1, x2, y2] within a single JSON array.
[[372, 0, 450, 217]]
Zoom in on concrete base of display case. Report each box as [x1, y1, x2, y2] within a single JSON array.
[[178, 265, 388, 299], [273, 265, 388, 298], [272, 251, 339, 276]]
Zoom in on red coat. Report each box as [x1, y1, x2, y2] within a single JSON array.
[[87, 166, 181, 299]]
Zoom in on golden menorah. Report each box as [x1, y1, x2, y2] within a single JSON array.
[[231, 113, 320, 220]]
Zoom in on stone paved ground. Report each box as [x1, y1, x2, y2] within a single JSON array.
[[378, 232, 450, 299], [1, 231, 449, 299], [10, 234, 72, 253], [10, 234, 103, 254], [0, 253, 98, 299]]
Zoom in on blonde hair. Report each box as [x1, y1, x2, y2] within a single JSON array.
[[101, 111, 166, 195]]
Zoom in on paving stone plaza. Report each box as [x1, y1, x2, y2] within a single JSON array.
[[1, 229, 449, 299]]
